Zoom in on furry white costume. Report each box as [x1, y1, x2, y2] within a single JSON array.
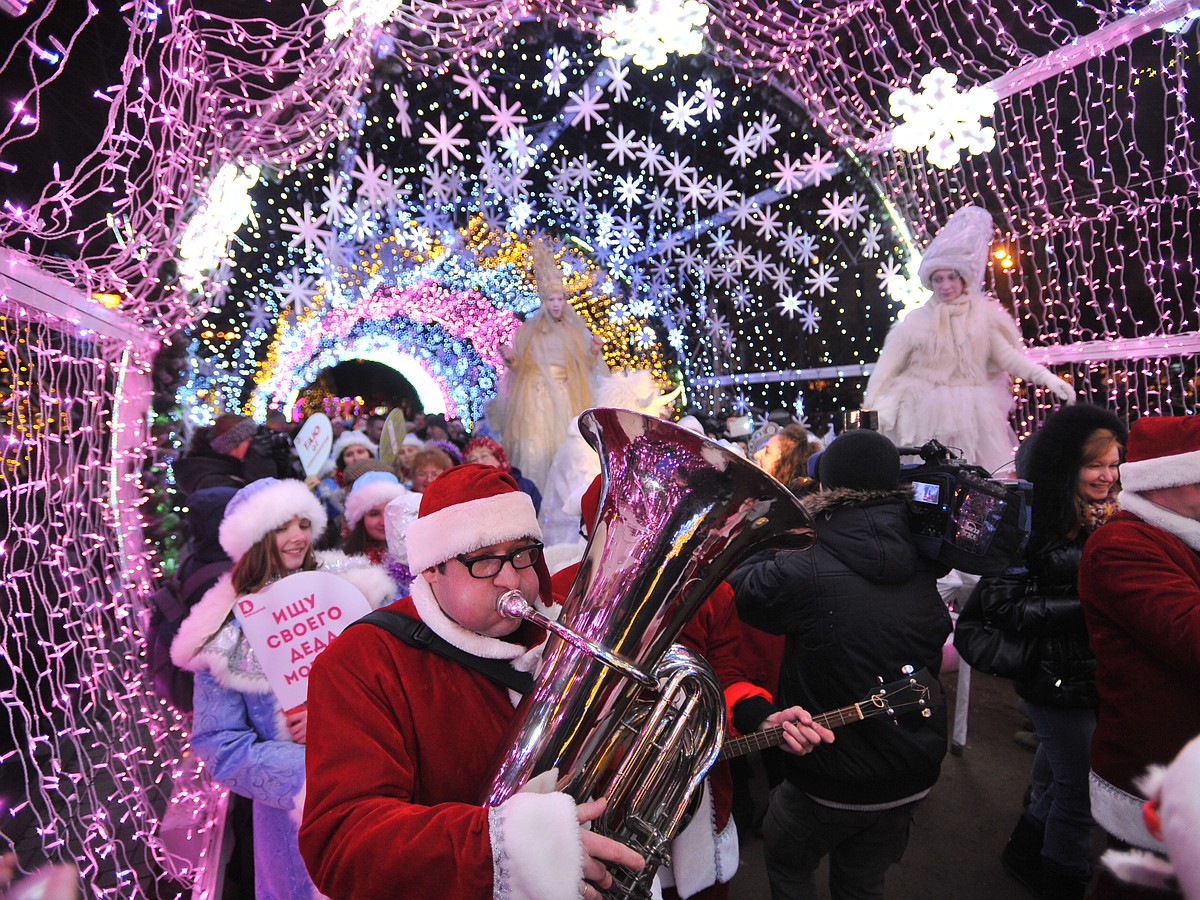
[[864, 207, 1074, 475], [538, 369, 682, 546]]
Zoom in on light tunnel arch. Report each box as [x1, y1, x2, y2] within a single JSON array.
[[250, 332, 483, 423]]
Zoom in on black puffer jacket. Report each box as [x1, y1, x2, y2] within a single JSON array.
[[972, 536, 1096, 708], [729, 488, 951, 806], [974, 403, 1124, 709]]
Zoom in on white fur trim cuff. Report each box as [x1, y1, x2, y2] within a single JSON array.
[[219, 480, 328, 562], [489, 791, 581, 899], [406, 491, 541, 573], [1121, 448, 1200, 493]]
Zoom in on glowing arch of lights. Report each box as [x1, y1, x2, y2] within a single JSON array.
[[271, 336, 455, 418], [246, 222, 673, 427], [251, 318, 504, 426]]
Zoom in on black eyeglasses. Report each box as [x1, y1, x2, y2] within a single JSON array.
[[455, 542, 544, 579]]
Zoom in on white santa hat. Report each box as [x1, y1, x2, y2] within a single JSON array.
[[917, 205, 994, 290], [343, 471, 408, 531], [1119, 416, 1200, 493], [218, 478, 328, 562], [406, 463, 551, 600], [331, 430, 378, 467]]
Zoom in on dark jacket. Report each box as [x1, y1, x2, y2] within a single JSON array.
[[729, 488, 951, 807], [978, 403, 1124, 709], [175, 432, 296, 494], [974, 536, 1097, 709]]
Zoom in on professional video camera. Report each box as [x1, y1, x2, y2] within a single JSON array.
[[896, 439, 1030, 576]]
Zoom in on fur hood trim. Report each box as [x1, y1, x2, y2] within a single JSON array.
[[803, 486, 914, 517], [171, 573, 238, 670]]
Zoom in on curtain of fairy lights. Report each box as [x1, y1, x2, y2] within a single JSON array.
[[738, 0, 1200, 424], [0, 296, 184, 894]]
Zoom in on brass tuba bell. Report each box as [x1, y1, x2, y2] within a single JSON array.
[[483, 407, 815, 898]]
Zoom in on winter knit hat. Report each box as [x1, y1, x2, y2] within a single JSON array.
[[210, 414, 258, 455], [343, 457, 392, 489], [818, 429, 900, 491], [344, 471, 409, 530], [1119, 416, 1200, 493], [218, 477, 328, 562], [331, 430, 378, 468], [917, 205, 994, 291]]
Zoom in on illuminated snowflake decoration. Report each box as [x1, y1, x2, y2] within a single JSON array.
[[323, 0, 401, 39], [599, 0, 709, 71], [177, 162, 260, 291], [889, 67, 997, 169]]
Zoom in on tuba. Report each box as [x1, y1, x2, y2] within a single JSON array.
[[482, 408, 816, 898]]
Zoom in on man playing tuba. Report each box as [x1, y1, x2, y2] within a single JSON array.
[[300, 464, 645, 898]]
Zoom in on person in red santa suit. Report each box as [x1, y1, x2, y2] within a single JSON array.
[[300, 465, 662, 899], [551, 476, 834, 900], [1079, 415, 1200, 900]]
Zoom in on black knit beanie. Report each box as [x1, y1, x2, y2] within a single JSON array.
[[819, 429, 900, 491]]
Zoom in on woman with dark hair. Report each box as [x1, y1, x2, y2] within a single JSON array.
[[974, 404, 1126, 898]]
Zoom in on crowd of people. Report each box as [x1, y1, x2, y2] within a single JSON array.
[[153, 215, 1200, 900], [162, 394, 1200, 900]]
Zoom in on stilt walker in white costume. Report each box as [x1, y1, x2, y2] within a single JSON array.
[[864, 206, 1075, 475], [489, 242, 607, 491]]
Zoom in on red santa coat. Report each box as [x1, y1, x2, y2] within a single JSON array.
[[299, 581, 583, 899], [1079, 508, 1200, 796]]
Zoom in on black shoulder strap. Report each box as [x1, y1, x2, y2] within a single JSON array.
[[354, 609, 534, 696], [179, 561, 233, 602]]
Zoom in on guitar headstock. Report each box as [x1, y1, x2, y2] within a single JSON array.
[[859, 668, 941, 720]]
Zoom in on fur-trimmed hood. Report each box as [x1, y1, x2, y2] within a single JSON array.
[[802, 485, 913, 517], [802, 487, 921, 584], [1018, 404, 1127, 546]]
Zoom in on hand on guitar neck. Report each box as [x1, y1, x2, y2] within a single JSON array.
[[757, 706, 836, 756], [725, 669, 941, 761]]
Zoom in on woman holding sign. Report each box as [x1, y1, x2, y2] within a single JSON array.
[[171, 478, 395, 900]]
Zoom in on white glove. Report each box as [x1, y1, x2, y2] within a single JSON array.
[[1043, 375, 1076, 404]]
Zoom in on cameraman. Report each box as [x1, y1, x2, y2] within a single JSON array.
[[729, 429, 951, 900], [176, 413, 300, 494]]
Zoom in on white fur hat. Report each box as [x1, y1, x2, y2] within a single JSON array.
[[917, 205, 994, 290], [344, 471, 408, 530], [218, 478, 328, 562], [331, 430, 378, 467]]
